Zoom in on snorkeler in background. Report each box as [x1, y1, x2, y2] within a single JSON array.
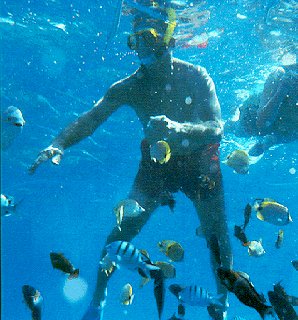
[[225, 63, 298, 156], [30, 1, 232, 319]]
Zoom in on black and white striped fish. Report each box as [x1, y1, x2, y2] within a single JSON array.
[[102, 241, 160, 278], [169, 284, 223, 307], [101, 241, 165, 319]]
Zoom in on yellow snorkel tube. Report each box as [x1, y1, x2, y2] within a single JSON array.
[[163, 7, 177, 46]]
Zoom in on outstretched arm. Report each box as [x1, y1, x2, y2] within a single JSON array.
[[52, 96, 118, 150], [29, 81, 127, 173]]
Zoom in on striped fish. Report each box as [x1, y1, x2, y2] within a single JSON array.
[[169, 284, 223, 307], [103, 241, 165, 319], [103, 241, 159, 278]]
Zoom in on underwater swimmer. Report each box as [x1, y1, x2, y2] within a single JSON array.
[[225, 63, 298, 156], [30, 6, 232, 320]]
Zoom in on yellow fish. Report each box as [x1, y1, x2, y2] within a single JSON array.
[[158, 240, 184, 262], [150, 140, 171, 164], [120, 283, 134, 305], [253, 198, 293, 226], [155, 261, 176, 278], [139, 261, 176, 288], [224, 150, 249, 174]]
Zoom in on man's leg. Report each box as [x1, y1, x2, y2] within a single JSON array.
[[193, 183, 232, 320], [82, 199, 160, 319], [82, 141, 164, 319]]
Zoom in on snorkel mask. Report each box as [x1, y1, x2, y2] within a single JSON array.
[[129, 5, 177, 65]]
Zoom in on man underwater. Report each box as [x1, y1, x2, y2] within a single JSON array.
[[225, 63, 298, 156], [30, 2, 233, 319]]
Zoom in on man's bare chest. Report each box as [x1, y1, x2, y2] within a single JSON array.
[[133, 82, 197, 121]]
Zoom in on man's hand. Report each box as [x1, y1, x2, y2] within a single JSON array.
[[29, 145, 64, 174], [146, 115, 181, 142]]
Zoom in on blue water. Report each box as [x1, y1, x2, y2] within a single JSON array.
[[1, 1, 297, 319]]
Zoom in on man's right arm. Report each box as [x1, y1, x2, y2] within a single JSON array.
[[52, 95, 119, 150], [29, 80, 128, 173]]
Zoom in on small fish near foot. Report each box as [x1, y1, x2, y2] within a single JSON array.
[[268, 288, 298, 320], [217, 267, 275, 319], [102, 241, 165, 319]]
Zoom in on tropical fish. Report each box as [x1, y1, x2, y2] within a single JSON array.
[[1, 106, 25, 150], [253, 198, 293, 226], [268, 282, 298, 320], [140, 260, 176, 287], [150, 140, 171, 164], [292, 260, 298, 271], [158, 240, 184, 262], [113, 199, 145, 230], [22, 285, 43, 320], [1, 193, 16, 217], [224, 150, 250, 174], [155, 261, 176, 278], [243, 203, 252, 230], [217, 267, 274, 319], [102, 241, 158, 277], [50, 252, 79, 279], [120, 283, 134, 305], [273, 282, 298, 306], [100, 254, 116, 276], [2, 105, 25, 127], [169, 283, 223, 307], [275, 229, 284, 249], [243, 239, 266, 257], [101, 241, 165, 319], [234, 225, 249, 244]]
